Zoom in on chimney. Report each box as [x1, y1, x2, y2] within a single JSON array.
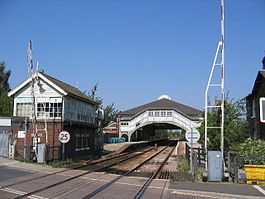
[[263, 56, 265, 70]]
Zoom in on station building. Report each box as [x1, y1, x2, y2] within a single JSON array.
[[118, 95, 203, 142], [8, 70, 99, 160]]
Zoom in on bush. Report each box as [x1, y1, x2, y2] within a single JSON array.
[[49, 159, 73, 168], [233, 139, 265, 165]]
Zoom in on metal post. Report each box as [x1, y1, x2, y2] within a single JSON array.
[[190, 128, 194, 180], [194, 150, 198, 182], [27, 40, 38, 160], [62, 143, 65, 161], [23, 117, 27, 160], [220, 0, 225, 179]]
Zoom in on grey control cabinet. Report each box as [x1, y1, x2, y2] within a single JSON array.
[[207, 151, 222, 181], [37, 144, 49, 164]]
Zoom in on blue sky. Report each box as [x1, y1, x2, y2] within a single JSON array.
[[1, 0, 264, 111]]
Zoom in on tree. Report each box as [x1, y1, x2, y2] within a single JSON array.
[[86, 83, 119, 128], [0, 62, 11, 94], [198, 97, 248, 150], [85, 83, 103, 109], [102, 103, 119, 128], [0, 62, 12, 116]]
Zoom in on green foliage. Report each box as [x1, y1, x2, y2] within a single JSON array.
[[102, 103, 119, 128], [0, 61, 11, 94], [0, 95, 13, 116], [155, 130, 179, 138], [0, 62, 12, 116], [198, 97, 248, 150], [233, 139, 265, 165], [177, 155, 190, 172], [49, 159, 73, 168], [85, 83, 103, 109], [86, 83, 119, 128]]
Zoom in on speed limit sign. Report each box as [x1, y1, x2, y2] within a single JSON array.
[[59, 131, 70, 144]]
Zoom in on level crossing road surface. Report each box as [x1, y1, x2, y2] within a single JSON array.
[[0, 157, 265, 199], [167, 182, 265, 199], [0, 167, 33, 182]]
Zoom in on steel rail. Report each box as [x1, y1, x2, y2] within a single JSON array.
[[81, 140, 177, 199], [134, 144, 176, 199], [12, 146, 155, 199], [1, 145, 153, 189]]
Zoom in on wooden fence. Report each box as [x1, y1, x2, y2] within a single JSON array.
[[185, 143, 206, 168]]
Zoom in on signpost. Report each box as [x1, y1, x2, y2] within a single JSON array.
[[59, 131, 70, 161], [185, 128, 200, 143], [185, 128, 200, 181]]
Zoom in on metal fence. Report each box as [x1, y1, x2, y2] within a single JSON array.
[[14, 144, 61, 162], [0, 133, 13, 158]]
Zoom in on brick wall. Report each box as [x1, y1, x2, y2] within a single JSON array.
[[11, 117, 97, 160]]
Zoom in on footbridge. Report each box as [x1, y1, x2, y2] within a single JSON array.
[[118, 95, 203, 141]]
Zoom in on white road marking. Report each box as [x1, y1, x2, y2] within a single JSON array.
[[253, 185, 265, 196], [168, 188, 265, 199], [171, 191, 228, 199], [0, 187, 48, 199]]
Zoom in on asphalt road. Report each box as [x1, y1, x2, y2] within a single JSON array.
[[0, 162, 265, 199], [168, 181, 265, 198], [0, 166, 33, 182]]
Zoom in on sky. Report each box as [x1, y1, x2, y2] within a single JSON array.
[[0, 0, 265, 111]]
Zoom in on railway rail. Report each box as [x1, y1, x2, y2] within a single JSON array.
[[11, 149, 154, 199], [1, 139, 169, 191], [2, 139, 169, 199], [0, 146, 149, 191], [81, 139, 177, 199], [0, 138, 177, 199]]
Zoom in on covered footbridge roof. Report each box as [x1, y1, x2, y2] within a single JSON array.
[[119, 96, 203, 121]]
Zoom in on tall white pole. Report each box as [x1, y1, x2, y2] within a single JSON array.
[[220, 0, 225, 174], [204, 0, 225, 179]]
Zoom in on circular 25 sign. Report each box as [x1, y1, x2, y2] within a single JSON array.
[[59, 131, 70, 144]]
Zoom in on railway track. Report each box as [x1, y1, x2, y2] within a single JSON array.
[[11, 147, 156, 199], [0, 139, 177, 199], [1, 139, 170, 191], [81, 139, 177, 199]]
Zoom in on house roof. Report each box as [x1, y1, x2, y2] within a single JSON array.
[[8, 71, 98, 105], [41, 73, 97, 104], [248, 70, 265, 96], [119, 98, 203, 120]]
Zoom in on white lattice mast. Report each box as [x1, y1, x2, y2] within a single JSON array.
[[204, 0, 225, 173], [27, 40, 38, 146], [27, 41, 49, 149]]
